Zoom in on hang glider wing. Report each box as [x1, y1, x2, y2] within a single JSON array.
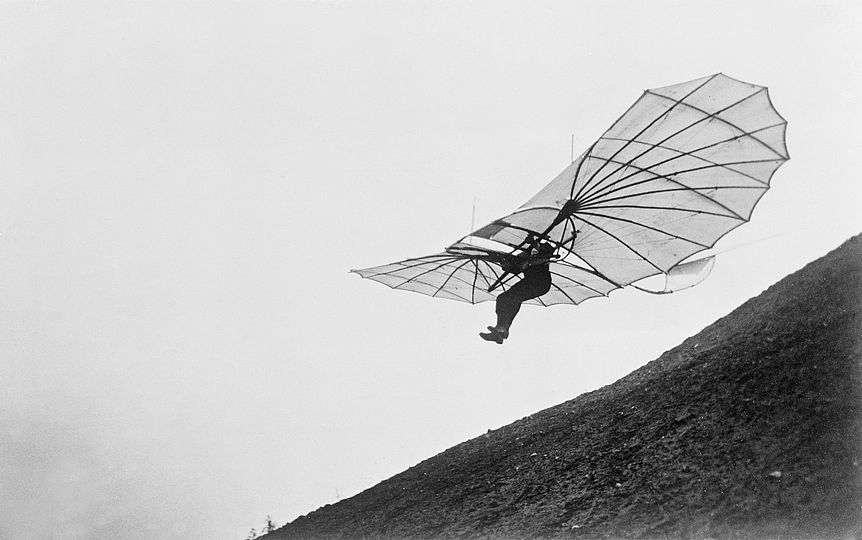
[[632, 255, 717, 295], [351, 252, 619, 306], [352, 73, 789, 305]]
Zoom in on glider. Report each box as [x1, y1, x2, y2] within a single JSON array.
[[351, 73, 789, 317]]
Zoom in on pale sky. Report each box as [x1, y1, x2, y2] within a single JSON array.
[[1, 2, 860, 539]]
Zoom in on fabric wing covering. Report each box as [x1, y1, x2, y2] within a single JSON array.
[[632, 255, 717, 295], [351, 73, 789, 306], [351, 254, 619, 306]]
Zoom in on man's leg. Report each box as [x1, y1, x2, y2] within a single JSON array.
[[481, 273, 552, 343], [493, 290, 521, 337], [494, 274, 552, 334]]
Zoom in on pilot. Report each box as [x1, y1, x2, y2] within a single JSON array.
[[480, 236, 556, 344]]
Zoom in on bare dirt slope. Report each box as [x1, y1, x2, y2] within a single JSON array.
[[267, 235, 862, 539]]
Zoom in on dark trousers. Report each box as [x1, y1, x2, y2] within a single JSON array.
[[495, 270, 552, 330]]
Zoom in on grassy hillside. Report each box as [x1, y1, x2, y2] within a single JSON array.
[[268, 235, 862, 539]]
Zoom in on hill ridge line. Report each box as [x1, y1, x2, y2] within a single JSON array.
[[268, 233, 861, 540]]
